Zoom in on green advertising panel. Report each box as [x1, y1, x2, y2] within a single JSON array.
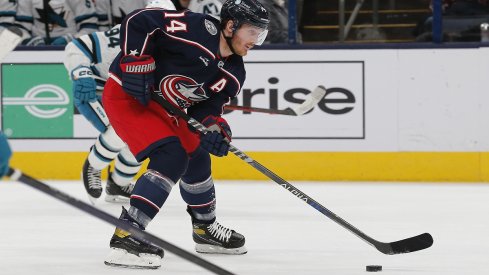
[[2, 63, 73, 138]]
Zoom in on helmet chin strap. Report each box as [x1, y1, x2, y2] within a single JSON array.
[[222, 30, 237, 55]]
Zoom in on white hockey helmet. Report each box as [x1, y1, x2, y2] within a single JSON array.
[[146, 0, 176, 10]]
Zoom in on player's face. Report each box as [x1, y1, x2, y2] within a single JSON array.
[[232, 23, 268, 56]]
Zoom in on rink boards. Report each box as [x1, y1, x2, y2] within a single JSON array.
[[3, 47, 489, 181]]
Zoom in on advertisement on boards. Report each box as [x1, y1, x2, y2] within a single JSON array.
[[229, 61, 364, 139], [1, 61, 365, 140], [1, 63, 73, 138]]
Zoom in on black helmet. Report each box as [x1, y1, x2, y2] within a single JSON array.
[[220, 0, 270, 31]]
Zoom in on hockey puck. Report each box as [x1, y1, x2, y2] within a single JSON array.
[[366, 265, 382, 272]]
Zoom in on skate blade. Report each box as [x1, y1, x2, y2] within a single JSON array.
[[104, 248, 162, 269], [195, 244, 247, 255], [87, 194, 100, 205], [104, 194, 130, 203]]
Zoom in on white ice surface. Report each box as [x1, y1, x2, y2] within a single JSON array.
[[1, 180, 488, 275]]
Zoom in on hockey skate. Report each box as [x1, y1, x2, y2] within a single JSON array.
[[187, 207, 247, 255], [82, 157, 102, 204], [104, 207, 164, 269], [105, 173, 134, 203]]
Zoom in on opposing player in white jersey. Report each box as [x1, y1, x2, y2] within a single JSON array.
[[96, 0, 160, 30], [0, 0, 20, 30], [0, 0, 30, 40], [0, 0, 16, 28], [188, 0, 223, 18], [16, 0, 98, 46], [63, 0, 176, 203]]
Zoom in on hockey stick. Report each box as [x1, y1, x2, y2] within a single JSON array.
[[223, 85, 327, 116], [0, 27, 23, 62], [89, 100, 111, 126], [42, 0, 51, 43], [6, 168, 234, 275], [151, 91, 433, 255]]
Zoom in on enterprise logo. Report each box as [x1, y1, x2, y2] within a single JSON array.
[[3, 84, 69, 119]]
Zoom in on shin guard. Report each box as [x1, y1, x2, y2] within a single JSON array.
[[129, 170, 175, 227], [179, 176, 216, 222]]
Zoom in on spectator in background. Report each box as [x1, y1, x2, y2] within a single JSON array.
[[16, 0, 98, 46]]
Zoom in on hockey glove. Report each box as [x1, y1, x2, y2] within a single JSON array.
[[51, 33, 74, 45], [0, 132, 12, 178], [200, 116, 232, 157], [120, 55, 155, 106], [71, 66, 97, 104]]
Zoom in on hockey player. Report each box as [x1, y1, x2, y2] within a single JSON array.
[[170, 0, 223, 17], [188, 0, 223, 18], [102, 0, 269, 268], [0, 0, 17, 29], [95, 0, 159, 30], [16, 0, 98, 46], [0, 131, 12, 178], [95, 0, 221, 31], [63, 0, 176, 203], [0, 0, 30, 40]]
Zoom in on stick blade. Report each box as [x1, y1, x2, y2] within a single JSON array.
[[293, 85, 327, 115], [376, 233, 433, 255]]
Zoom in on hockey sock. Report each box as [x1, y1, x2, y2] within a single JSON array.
[[179, 147, 215, 223], [112, 147, 141, 187], [129, 170, 175, 227], [179, 176, 216, 223], [88, 126, 125, 170]]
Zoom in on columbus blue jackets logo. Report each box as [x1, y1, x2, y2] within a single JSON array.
[[204, 19, 217, 35], [159, 75, 208, 109]]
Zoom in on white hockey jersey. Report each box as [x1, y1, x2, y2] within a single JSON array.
[[188, 0, 223, 18], [95, 0, 148, 30], [0, 0, 16, 28], [16, 0, 98, 39], [64, 24, 121, 90]]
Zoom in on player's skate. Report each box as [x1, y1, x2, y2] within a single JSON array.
[[104, 207, 164, 269], [82, 157, 102, 204], [105, 173, 134, 203], [187, 207, 247, 255]]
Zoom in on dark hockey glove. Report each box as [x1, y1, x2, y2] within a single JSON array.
[[200, 116, 232, 157], [120, 55, 155, 106]]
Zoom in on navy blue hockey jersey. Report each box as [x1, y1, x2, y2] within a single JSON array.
[[109, 8, 246, 122]]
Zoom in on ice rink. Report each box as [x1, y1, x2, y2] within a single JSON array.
[[1, 179, 488, 275]]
